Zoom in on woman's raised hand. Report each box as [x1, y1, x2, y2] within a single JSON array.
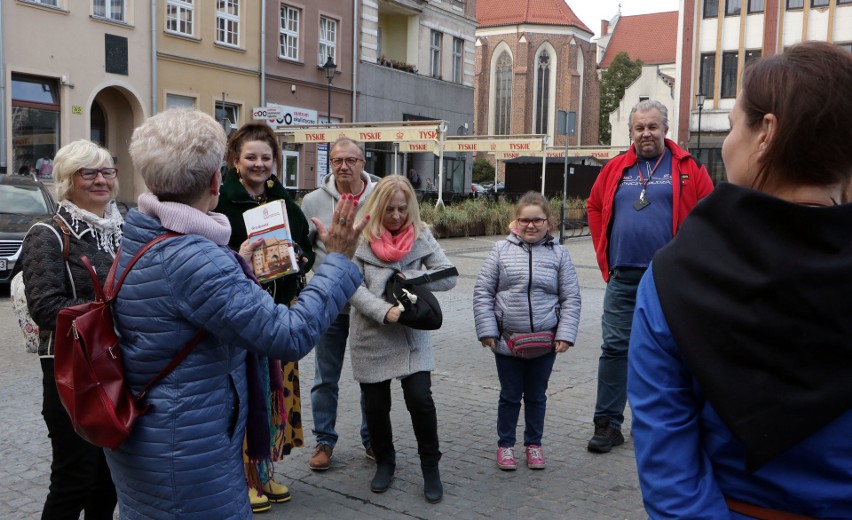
[[312, 194, 370, 259]]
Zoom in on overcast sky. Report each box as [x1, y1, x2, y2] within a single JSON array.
[[569, 0, 681, 39]]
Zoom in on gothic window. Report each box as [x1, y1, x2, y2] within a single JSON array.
[[494, 51, 512, 135], [535, 51, 551, 135]]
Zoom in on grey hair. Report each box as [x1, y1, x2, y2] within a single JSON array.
[[53, 140, 117, 202], [129, 109, 226, 204], [330, 137, 365, 159], [628, 100, 669, 132]]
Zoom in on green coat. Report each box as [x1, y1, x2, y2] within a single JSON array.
[[215, 169, 315, 305]]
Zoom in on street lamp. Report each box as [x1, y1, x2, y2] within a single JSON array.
[[323, 55, 337, 174], [695, 92, 706, 160]]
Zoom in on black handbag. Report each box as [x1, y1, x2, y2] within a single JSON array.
[[384, 267, 458, 330]]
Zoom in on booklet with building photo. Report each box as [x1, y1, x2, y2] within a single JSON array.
[[242, 200, 300, 283]]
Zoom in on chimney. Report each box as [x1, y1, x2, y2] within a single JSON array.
[[601, 20, 609, 37]]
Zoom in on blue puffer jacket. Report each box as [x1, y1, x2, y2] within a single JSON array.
[[473, 233, 581, 356], [104, 209, 362, 519]]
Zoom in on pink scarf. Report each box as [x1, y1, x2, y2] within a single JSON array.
[[370, 224, 415, 262]]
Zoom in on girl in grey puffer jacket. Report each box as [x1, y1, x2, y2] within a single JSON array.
[[473, 192, 581, 471]]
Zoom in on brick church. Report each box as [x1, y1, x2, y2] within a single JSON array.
[[474, 0, 600, 150]]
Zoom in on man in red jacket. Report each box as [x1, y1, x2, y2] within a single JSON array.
[[586, 100, 713, 453]]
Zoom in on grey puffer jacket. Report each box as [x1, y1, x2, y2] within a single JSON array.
[[473, 233, 581, 356], [21, 205, 120, 357], [349, 227, 457, 383]]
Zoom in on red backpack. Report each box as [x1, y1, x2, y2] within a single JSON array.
[[54, 233, 204, 449]]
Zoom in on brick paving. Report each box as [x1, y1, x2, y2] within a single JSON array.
[[0, 234, 646, 520]]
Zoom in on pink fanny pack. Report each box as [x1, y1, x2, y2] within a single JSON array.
[[504, 331, 555, 359]]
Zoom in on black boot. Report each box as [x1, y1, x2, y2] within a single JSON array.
[[370, 462, 395, 493], [422, 464, 443, 503]]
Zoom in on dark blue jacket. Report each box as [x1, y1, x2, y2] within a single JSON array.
[[104, 209, 361, 519]]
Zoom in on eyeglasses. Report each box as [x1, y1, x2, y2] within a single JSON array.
[[330, 157, 363, 168], [77, 167, 118, 180], [517, 217, 548, 227]]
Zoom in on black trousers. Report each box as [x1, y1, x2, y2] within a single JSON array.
[[361, 371, 441, 467], [40, 358, 117, 520]]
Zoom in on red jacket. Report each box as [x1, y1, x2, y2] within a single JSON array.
[[587, 139, 713, 282]]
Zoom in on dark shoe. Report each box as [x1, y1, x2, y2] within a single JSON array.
[[365, 447, 376, 462], [587, 417, 625, 453], [370, 463, 395, 493], [422, 464, 443, 503], [309, 443, 333, 470]]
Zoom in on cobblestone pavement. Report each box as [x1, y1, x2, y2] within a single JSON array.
[[0, 234, 646, 520]]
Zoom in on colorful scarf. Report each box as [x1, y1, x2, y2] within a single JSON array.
[[369, 224, 415, 262]]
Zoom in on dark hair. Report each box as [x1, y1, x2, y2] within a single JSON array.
[[225, 123, 282, 177], [740, 41, 852, 191]]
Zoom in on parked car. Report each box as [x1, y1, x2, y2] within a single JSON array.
[[0, 174, 57, 285], [471, 183, 486, 197]]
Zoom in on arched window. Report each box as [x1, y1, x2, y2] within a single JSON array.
[[535, 51, 551, 134], [494, 51, 512, 135]]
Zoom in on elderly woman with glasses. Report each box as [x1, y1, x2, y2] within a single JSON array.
[[102, 109, 367, 519], [19, 140, 122, 519]]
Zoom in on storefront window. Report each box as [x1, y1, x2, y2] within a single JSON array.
[[11, 75, 60, 176]]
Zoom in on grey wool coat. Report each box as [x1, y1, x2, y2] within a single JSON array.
[[349, 226, 457, 383], [472, 233, 581, 356]]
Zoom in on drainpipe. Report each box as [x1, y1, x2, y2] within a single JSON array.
[[352, 0, 359, 122], [261, 0, 266, 105], [151, 0, 157, 114], [0, 0, 7, 172]]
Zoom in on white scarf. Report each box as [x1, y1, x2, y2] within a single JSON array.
[[137, 192, 231, 246], [59, 199, 123, 256]]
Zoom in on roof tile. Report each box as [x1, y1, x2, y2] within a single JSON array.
[[600, 12, 678, 68], [476, 0, 592, 35]]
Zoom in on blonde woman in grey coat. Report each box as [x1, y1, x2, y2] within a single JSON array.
[[348, 176, 457, 504]]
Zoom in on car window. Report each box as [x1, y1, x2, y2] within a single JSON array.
[[0, 184, 51, 215]]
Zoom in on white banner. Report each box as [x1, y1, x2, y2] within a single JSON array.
[[494, 147, 625, 161], [443, 138, 544, 153], [288, 126, 442, 143], [266, 104, 318, 129]]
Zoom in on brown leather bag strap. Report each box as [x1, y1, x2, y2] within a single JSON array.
[[52, 216, 71, 263], [726, 498, 818, 520]]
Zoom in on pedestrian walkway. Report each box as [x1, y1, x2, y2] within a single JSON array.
[[0, 234, 646, 520]]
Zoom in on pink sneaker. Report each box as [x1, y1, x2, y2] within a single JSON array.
[[496, 447, 517, 470], [525, 445, 546, 469]]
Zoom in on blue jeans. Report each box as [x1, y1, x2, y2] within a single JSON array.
[[494, 350, 557, 447], [310, 313, 370, 448], [593, 267, 646, 429]]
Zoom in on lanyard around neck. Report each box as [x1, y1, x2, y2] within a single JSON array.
[[636, 153, 665, 189]]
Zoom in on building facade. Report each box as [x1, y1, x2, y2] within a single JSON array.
[[2, 0, 152, 202], [156, 0, 262, 154], [676, 0, 852, 184], [473, 0, 600, 183], [265, 0, 355, 190], [358, 0, 477, 194], [598, 11, 679, 150]]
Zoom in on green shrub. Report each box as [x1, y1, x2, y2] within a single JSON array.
[[420, 195, 587, 237]]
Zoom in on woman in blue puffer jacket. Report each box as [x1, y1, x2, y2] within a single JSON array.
[[473, 191, 581, 472], [104, 108, 367, 519]]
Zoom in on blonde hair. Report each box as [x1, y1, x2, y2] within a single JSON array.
[[514, 191, 555, 232], [129, 108, 226, 204], [53, 140, 117, 202], [358, 175, 424, 242]]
